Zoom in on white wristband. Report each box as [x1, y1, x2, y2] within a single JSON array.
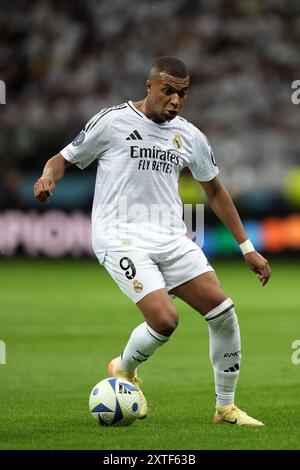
[[239, 239, 255, 255]]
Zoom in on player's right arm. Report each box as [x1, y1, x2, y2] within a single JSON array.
[[34, 153, 72, 203], [34, 106, 115, 203]]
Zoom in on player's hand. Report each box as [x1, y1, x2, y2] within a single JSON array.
[[244, 251, 272, 286], [34, 177, 55, 203]]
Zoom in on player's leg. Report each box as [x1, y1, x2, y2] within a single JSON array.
[[171, 271, 241, 406], [109, 289, 178, 419], [104, 251, 178, 372], [103, 250, 179, 418], [163, 240, 263, 426], [118, 288, 178, 374], [172, 273, 263, 425]]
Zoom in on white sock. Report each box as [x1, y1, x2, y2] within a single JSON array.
[[120, 322, 170, 373], [205, 298, 241, 407]]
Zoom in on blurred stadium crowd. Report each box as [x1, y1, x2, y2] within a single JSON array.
[[0, 0, 300, 212]]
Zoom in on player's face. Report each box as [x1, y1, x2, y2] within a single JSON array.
[[146, 73, 189, 123]]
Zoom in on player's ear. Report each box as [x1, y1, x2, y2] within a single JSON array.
[[146, 79, 152, 94]]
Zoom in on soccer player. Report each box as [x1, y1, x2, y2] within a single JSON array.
[[34, 57, 272, 426]]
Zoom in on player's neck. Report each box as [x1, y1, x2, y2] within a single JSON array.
[[133, 99, 164, 124]]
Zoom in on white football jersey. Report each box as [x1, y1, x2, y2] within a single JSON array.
[[61, 101, 219, 263]]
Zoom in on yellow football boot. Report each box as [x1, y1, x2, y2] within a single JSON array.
[[108, 357, 148, 419], [213, 404, 264, 426]]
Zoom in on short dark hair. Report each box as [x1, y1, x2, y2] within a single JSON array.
[[150, 56, 189, 78]]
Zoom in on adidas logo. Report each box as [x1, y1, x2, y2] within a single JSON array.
[[126, 130, 143, 140], [224, 363, 240, 372], [118, 384, 132, 395]]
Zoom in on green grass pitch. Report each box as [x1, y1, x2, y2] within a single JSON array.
[[0, 257, 299, 450]]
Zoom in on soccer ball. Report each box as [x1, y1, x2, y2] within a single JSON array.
[[89, 377, 141, 426]]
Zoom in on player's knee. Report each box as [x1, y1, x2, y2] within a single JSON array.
[[151, 305, 179, 337], [155, 317, 178, 337], [201, 293, 229, 315]]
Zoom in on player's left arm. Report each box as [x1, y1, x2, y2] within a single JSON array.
[[200, 176, 272, 286]]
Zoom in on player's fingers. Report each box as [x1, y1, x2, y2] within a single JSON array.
[[34, 182, 44, 198], [265, 260, 272, 276], [33, 182, 42, 198], [34, 180, 52, 201], [36, 192, 48, 202], [262, 263, 272, 280], [43, 179, 54, 195], [38, 180, 50, 196], [34, 185, 50, 202], [258, 259, 271, 276], [248, 255, 271, 286], [33, 180, 41, 197], [256, 270, 270, 286]]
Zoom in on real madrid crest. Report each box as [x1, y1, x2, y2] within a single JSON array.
[[173, 133, 182, 149], [133, 279, 143, 293]]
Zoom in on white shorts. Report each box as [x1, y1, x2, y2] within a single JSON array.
[[101, 237, 214, 303]]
